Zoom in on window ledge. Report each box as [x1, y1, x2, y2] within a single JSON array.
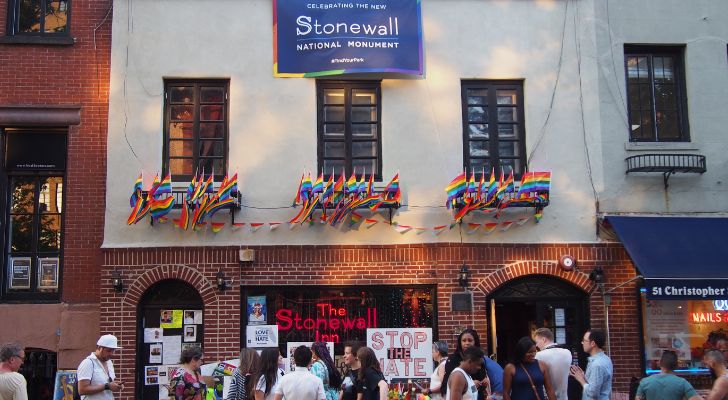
[[0, 35, 75, 45], [625, 142, 699, 152]]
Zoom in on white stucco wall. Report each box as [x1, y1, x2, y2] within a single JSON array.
[[105, 0, 727, 248], [593, 0, 728, 214]]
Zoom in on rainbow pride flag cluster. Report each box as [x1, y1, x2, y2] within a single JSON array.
[[290, 169, 401, 226], [127, 171, 238, 231], [445, 169, 550, 223]]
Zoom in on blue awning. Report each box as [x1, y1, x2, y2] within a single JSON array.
[[607, 216, 728, 299]]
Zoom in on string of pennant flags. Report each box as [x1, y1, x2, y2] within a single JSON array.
[[125, 168, 551, 235]]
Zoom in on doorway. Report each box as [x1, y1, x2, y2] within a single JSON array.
[[136, 279, 204, 400], [487, 275, 589, 366]]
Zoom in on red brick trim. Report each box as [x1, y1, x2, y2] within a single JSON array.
[[119, 264, 218, 307], [475, 260, 594, 294]]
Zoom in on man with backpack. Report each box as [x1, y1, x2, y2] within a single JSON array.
[[77, 334, 124, 399]]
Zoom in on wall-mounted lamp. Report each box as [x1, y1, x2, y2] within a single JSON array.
[[589, 266, 605, 285], [111, 268, 124, 293], [216, 269, 229, 291], [458, 264, 470, 290]]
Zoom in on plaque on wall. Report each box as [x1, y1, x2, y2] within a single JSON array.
[[8, 257, 31, 289], [451, 292, 473, 311], [38, 257, 59, 289]]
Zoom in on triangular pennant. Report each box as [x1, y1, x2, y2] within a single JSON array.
[[517, 216, 531, 226], [534, 210, 543, 223], [431, 225, 448, 235], [288, 222, 298, 230], [483, 222, 499, 234], [393, 224, 413, 234], [364, 218, 379, 228], [250, 223, 264, 232], [269, 222, 282, 230], [211, 222, 225, 233], [501, 221, 514, 231], [415, 227, 427, 234], [466, 223, 481, 234], [231, 222, 246, 231]]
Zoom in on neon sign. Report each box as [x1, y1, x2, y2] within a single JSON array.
[[714, 300, 728, 311], [691, 312, 724, 323], [276, 303, 378, 343]]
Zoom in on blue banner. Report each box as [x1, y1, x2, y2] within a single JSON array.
[[646, 279, 728, 300], [274, 0, 423, 77]]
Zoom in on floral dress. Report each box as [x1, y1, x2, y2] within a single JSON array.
[[170, 367, 207, 400], [310, 360, 339, 400]]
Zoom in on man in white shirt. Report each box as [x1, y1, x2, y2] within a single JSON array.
[[77, 334, 124, 399], [533, 328, 571, 400], [275, 345, 325, 400], [0, 343, 27, 400]]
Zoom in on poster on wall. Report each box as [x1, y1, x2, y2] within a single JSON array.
[[52, 370, 77, 400], [643, 300, 690, 361], [149, 343, 163, 364], [247, 296, 267, 325], [162, 335, 182, 365], [160, 310, 183, 328], [246, 325, 279, 347], [184, 310, 203, 325], [286, 342, 334, 372], [38, 257, 59, 289], [367, 328, 433, 380], [184, 325, 197, 342], [9, 257, 31, 289], [145, 366, 159, 385], [144, 328, 163, 343], [273, 0, 424, 77]]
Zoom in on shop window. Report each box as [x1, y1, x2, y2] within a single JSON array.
[[317, 81, 382, 181], [243, 286, 436, 357], [163, 80, 229, 182], [625, 45, 689, 142], [4, 175, 63, 298], [461, 80, 526, 180], [5, 0, 71, 43], [641, 294, 728, 375]]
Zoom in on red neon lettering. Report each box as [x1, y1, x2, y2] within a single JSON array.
[[275, 306, 378, 333], [276, 309, 292, 330]]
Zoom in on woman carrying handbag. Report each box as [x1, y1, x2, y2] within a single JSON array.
[[503, 337, 556, 400]]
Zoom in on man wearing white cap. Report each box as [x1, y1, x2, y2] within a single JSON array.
[[77, 334, 124, 399]]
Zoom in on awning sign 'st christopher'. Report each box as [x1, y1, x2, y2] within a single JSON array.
[[274, 0, 424, 77]]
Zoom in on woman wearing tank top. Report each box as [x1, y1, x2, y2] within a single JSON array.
[[503, 337, 556, 400]]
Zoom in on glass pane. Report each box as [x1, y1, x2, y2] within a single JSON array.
[[352, 141, 377, 157], [171, 105, 194, 121], [469, 141, 489, 157], [500, 159, 523, 176], [497, 90, 517, 105], [324, 89, 345, 104], [498, 141, 520, 157], [498, 107, 517, 122], [39, 177, 63, 214], [351, 107, 376, 123], [352, 159, 377, 176], [628, 84, 640, 110], [19, 0, 41, 33], [352, 124, 377, 139], [38, 214, 61, 251], [323, 159, 345, 175], [199, 140, 223, 157], [637, 56, 649, 82], [324, 142, 345, 158], [170, 140, 193, 157], [657, 111, 680, 141], [468, 106, 488, 122], [654, 84, 676, 110], [198, 158, 224, 175], [468, 158, 491, 174], [469, 124, 489, 139], [352, 89, 376, 105], [200, 123, 224, 139], [653, 56, 674, 83], [170, 122, 194, 139], [200, 87, 224, 103], [10, 215, 33, 252], [324, 106, 345, 122], [467, 89, 488, 105], [170, 158, 193, 176], [11, 178, 36, 214], [44, 0, 67, 32], [324, 124, 345, 137], [170, 87, 194, 103], [200, 105, 223, 121], [639, 85, 653, 110], [498, 124, 518, 139]]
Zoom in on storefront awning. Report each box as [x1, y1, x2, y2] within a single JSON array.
[[607, 216, 728, 299]]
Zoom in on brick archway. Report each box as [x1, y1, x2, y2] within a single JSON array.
[[473, 260, 594, 295], [120, 264, 218, 307]]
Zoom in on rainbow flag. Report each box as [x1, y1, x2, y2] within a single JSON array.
[[384, 173, 399, 195], [217, 173, 238, 200], [366, 174, 374, 197], [346, 170, 358, 195], [322, 174, 335, 205], [150, 196, 175, 220], [191, 171, 206, 202], [186, 171, 197, 202], [486, 169, 497, 202], [293, 172, 305, 205], [467, 170, 477, 194], [517, 171, 551, 195], [211, 222, 225, 233], [129, 174, 143, 207], [205, 197, 234, 218], [495, 170, 507, 200], [477, 168, 485, 201], [503, 170, 514, 194], [156, 173, 172, 197], [349, 212, 363, 227], [332, 172, 345, 203], [445, 171, 467, 208], [173, 202, 190, 230], [311, 171, 324, 195], [356, 171, 367, 196], [300, 172, 312, 201], [127, 198, 145, 225]]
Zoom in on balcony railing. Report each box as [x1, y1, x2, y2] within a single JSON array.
[[625, 153, 706, 188]]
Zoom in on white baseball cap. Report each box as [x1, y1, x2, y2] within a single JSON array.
[[97, 334, 122, 349]]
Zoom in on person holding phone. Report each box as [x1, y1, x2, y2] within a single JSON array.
[[77, 334, 124, 399]]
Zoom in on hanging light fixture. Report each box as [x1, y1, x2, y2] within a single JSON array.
[[111, 268, 124, 293], [216, 269, 229, 291], [458, 264, 470, 290]]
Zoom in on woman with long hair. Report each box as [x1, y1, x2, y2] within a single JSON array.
[[170, 347, 206, 400], [310, 342, 342, 400], [422, 340, 448, 399], [227, 348, 260, 400], [254, 348, 282, 400], [441, 328, 491, 400], [357, 346, 388, 400], [503, 337, 556, 400]]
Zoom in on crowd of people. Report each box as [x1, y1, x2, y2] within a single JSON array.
[[1, 328, 728, 400]]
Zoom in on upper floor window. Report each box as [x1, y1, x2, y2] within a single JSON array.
[[625, 45, 689, 142], [163, 80, 229, 181], [317, 81, 382, 180], [461, 80, 526, 179], [6, 0, 69, 36]]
